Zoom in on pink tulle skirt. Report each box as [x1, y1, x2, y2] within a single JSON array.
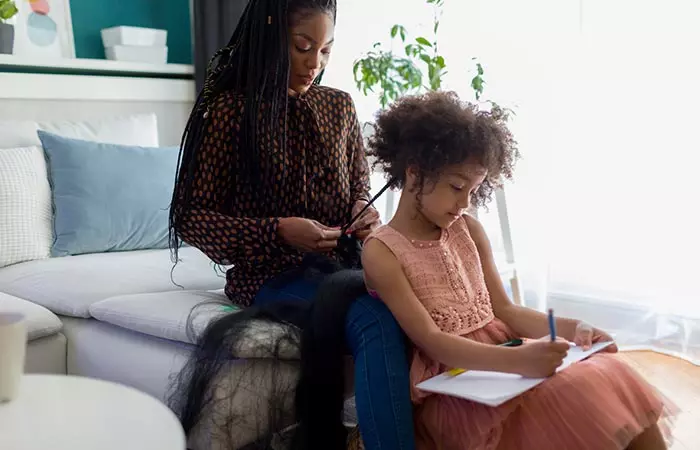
[[410, 318, 678, 450]]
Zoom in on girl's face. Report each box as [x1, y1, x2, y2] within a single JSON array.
[[288, 11, 335, 95], [408, 161, 487, 229]]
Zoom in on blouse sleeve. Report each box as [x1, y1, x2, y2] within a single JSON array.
[[346, 97, 371, 203], [174, 100, 282, 265]]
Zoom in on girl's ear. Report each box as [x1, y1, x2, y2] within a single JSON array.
[[405, 165, 419, 190]]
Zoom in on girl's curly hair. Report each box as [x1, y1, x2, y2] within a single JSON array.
[[367, 91, 519, 207]]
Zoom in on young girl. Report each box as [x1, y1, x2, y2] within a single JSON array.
[[362, 91, 676, 450]]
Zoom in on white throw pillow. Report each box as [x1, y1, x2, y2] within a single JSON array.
[[0, 114, 160, 267], [0, 113, 159, 149], [0, 147, 53, 268]]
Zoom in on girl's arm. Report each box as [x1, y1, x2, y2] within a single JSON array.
[[464, 214, 581, 341], [362, 238, 523, 373]]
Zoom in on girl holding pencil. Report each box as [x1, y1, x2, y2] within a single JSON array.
[[362, 91, 677, 450]]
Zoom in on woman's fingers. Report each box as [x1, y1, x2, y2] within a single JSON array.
[[316, 239, 338, 251], [310, 221, 340, 252], [355, 228, 373, 241], [348, 206, 380, 232], [319, 227, 342, 241]]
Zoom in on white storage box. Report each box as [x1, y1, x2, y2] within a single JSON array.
[[101, 26, 167, 48], [105, 45, 168, 64]]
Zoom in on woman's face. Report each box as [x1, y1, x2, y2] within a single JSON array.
[[288, 11, 335, 95]]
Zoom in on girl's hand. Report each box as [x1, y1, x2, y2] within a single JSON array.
[[348, 200, 381, 241], [573, 321, 618, 353], [513, 339, 570, 378]]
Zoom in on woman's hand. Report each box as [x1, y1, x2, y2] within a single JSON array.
[[347, 200, 381, 241], [278, 217, 341, 252], [573, 321, 618, 352]]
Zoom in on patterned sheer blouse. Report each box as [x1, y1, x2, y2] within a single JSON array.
[[175, 85, 371, 306]]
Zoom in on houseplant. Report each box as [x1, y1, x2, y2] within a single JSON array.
[[0, 0, 18, 55], [353, 0, 449, 109], [353, 0, 489, 109]]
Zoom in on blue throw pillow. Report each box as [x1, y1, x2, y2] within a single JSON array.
[[38, 130, 179, 257]]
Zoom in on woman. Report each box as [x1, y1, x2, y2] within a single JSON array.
[[168, 0, 415, 449]]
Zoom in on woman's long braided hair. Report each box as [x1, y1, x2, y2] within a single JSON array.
[[169, 0, 337, 260], [166, 1, 365, 449]]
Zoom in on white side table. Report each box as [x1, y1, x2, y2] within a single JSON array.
[[0, 374, 186, 450]]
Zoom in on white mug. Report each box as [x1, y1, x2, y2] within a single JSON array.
[[0, 313, 27, 403]]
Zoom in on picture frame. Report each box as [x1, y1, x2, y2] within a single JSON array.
[[12, 0, 75, 59]]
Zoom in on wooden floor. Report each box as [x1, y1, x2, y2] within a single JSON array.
[[618, 352, 700, 449]]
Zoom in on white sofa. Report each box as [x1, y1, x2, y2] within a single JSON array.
[[0, 246, 226, 393], [0, 114, 315, 449]]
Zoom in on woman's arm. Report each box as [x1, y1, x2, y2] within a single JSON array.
[[464, 214, 580, 341], [345, 96, 371, 203], [362, 238, 522, 373], [173, 102, 282, 265]]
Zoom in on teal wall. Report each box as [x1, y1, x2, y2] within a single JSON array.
[[68, 0, 192, 64]]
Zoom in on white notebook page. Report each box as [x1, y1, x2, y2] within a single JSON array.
[[416, 341, 614, 407]]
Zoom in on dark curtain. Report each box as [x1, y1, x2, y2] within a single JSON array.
[[192, 0, 249, 92]]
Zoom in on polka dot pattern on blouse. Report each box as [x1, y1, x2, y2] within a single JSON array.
[[175, 85, 371, 306]]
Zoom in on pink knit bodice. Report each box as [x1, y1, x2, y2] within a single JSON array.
[[367, 216, 494, 336]]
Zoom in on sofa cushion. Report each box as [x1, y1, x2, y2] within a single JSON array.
[[0, 292, 62, 341], [0, 147, 53, 268], [0, 247, 225, 318], [37, 131, 179, 257], [89, 290, 302, 360], [89, 289, 233, 345]]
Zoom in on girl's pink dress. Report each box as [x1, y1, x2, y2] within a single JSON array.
[[367, 217, 677, 450]]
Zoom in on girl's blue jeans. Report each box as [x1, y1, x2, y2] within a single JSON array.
[[255, 276, 416, 450]]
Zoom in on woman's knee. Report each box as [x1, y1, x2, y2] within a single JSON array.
[[348, 294, 400, 327]]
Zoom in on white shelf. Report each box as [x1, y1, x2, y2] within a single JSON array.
[[0, 54, 193, 76]]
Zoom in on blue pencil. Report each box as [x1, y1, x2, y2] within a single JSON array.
[[548, 308, 557, 342]]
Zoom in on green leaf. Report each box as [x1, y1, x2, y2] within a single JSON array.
[[436, 56, 446, 68], [434, 21, 440, 34], [0, 0, 18, 20], [400, 27, 406, 42], [477, 62, 484, 76], [471, 75, 484, 100], [420, 54, 431, 65], [391, 25, 399, 38], [416, 37, 432, 47]]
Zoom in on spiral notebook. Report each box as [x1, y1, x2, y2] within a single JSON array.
[[415, 341, 613, 407]]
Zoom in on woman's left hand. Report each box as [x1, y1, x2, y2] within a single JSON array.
[[348, 200, 381, 241], [573, 321, 618, 353]]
